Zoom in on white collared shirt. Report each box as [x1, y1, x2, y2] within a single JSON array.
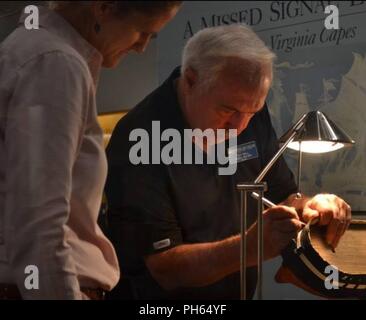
[[0, 6, 119, 299]]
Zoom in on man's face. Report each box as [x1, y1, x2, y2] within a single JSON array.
[[181, 62, 272, 144]]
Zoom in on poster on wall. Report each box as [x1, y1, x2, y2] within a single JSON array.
[[157, 1, 366, 213]]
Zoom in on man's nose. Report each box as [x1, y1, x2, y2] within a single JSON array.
[[227, 113, 251, 130]]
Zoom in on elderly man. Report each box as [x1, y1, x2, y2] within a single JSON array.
[[105, 25, 351, 299]]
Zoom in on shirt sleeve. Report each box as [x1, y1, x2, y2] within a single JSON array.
[[258, 105, 298, 203], [105, 127, 183, 262], [4, 52, 91, 299]]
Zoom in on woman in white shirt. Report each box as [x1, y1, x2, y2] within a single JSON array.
[[0, 1, 180, 299]]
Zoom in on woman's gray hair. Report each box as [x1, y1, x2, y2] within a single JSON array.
[[181, 24, 276, 89]]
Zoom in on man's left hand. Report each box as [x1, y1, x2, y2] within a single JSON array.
[[302, 194, 351, 249]]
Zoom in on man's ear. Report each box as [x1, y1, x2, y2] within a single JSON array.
[[183, 67, 198, 92]]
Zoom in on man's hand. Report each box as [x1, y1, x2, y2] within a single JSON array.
[[247, 205, 304, 260], [302, 194, 351, 249]]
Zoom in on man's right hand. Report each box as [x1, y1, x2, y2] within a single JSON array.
[[145, 205, 305, 290], [246, 205, 304, 261]]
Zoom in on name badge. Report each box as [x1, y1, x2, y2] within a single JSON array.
[[228, 141, 259, 164]]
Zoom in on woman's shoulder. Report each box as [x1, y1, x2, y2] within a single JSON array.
[[1, 26, 88, 75]]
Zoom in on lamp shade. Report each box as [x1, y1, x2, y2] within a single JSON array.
[[279, 111, 355, 153]]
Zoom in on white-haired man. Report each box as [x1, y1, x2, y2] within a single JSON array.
[[105, 25, 351, 299]]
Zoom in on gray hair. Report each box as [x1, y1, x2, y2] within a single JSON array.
[[181, 24, 276, 89]]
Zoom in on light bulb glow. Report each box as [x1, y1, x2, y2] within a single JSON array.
[[287, 141, 344, 153]]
